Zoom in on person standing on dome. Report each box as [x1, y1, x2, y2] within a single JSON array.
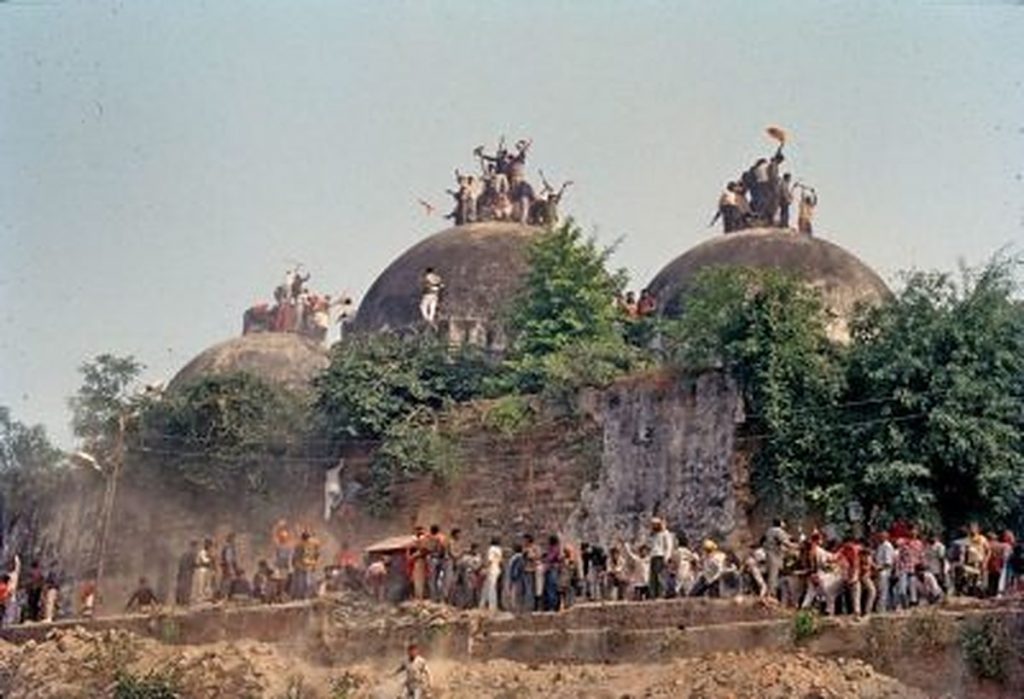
[[750, 158, 770, 219], [290, 267, 310, 302], [419, 267, 444, 325], [797, 185, 818, 235], [764, 150, 785, 223], [779, 173, 795, 228], [711, 181, 750, 233], [446, 170, 477, 226]]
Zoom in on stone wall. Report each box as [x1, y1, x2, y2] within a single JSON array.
[[359, 369, 751, 548], [567, 370, 750, 548], [39, 369, 750, 610]]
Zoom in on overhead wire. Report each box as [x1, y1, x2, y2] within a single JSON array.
[[119, 409, 974, 465]]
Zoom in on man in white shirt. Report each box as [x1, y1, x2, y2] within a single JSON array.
[[419, 268, 444, 324], [672, 536, 699, 597], [648, 518, 674, 599], [874, 531, 896, 612], [690, 540, 727, 597], [479, 537, 503, 611], [622, 541, 652, 601], [764, 518, 794, 601]]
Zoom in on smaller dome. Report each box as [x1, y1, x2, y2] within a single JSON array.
[[168, 333, 329, 393], [648, 228, 891, 341]]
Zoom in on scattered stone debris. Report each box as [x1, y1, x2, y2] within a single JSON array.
[[0, 624, 929, 699], [0, 626, 355, 699], [438, 652, 927, 699]]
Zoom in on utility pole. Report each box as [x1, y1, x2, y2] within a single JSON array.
[[92, 412, 126, 612]]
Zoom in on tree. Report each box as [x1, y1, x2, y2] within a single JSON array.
[[68, 354, 144, 454], [844, 257, 1024, 530], [508, 219, 628, 356], [664, 266, 845, 516], [141, 372, 311, 494], [502, 220, 643, 396], [314, 333, 492, 443], [0, 406, 65, 553]]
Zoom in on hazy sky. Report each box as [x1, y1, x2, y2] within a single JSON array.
[[1, 1, 1022, 446]]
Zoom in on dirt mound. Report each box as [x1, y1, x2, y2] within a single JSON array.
[[0, 626, 927, 699], [327, 592, 467, 632], [439, 651, 927, 699], [0, 626, 366, 699]]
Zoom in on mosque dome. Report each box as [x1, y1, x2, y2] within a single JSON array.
[[352, 221, 539, 350], [647, 228, 891, 341], [168, 332, 329, 393]]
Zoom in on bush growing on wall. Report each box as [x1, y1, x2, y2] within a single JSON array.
[[663, 266, 845, 517], [662, 256, 1024, 533], [500, 220, 646, 397], [140, 372, 311, 494], [314, 332, 492, 443]]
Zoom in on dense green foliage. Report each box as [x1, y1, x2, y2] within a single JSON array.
[[313, 333, 492, 507], [141, 373, 310, 493], [69, 354, 144, 453], [0, 406, 66, 551], [366, 410, 462, 513], [844, 259, 1024, 529], [501, 220, 645, 397], [508, 220, 628, 356], [667, 258, 1024, 532], [314, 333, 492, 442], [665, 267, 845, 514]]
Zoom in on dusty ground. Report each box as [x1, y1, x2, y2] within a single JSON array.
[[0, 626, 929, 699]]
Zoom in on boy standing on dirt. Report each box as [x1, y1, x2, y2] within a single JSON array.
[[395, 643, 432, 699]]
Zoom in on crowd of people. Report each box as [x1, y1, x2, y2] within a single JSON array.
[[444, 137, 573, 227], [0, 521, 333, 625], [3, 516, 1021, 628], [0, 556, 65, 626], [355, 517, 1024, 617], [711, 130, 818, 236], [170, 522, 329, 610], [242, 266, 354, 342]]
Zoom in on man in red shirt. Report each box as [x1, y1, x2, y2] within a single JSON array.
[[834, 536, 862, 615]]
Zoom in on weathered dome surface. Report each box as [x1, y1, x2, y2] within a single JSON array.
[[168, 333, 329, 393], [352, 222, 538, 348], [648, 228, 891, 340]]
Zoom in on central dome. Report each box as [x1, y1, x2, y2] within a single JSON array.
[[648, 228, 891, 341], [353, 222, 538, 349]]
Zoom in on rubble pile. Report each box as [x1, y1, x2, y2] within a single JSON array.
[[0, 627, 356, 699], [441, 651, 928, 699], [0, 623, 933, 699], [326, 591, 468, 633]]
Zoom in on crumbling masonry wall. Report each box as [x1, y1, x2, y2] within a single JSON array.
[[384, 370, 751, 548], [39, 370, 750, 610]]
